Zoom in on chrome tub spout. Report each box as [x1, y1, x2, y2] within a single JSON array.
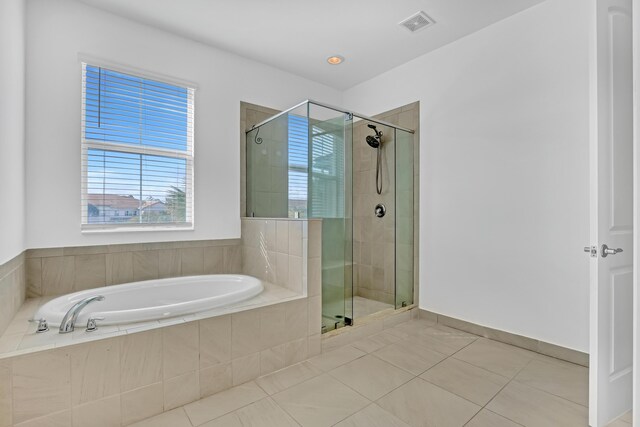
[[59, 295, 105, 334]]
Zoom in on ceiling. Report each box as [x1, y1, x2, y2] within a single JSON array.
[[76, 0, 545, 90]]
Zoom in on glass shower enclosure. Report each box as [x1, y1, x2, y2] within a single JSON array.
[[246, 100, 414, 333]]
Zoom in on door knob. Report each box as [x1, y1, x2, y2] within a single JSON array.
[[601, 244, 623, 258]]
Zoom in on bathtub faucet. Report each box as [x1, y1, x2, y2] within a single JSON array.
[[59, 295, 105, 334]]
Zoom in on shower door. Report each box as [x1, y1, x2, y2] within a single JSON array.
[[395, 129, 414, 308], [308, 103, 353, 332]]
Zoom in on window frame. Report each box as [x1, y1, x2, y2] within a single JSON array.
[[79, 57, 196, 232]]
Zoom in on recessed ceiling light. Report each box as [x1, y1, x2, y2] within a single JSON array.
[[327, 55, 344, 65]]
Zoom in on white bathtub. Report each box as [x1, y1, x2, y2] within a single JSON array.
[[34, 274, 264, 327]]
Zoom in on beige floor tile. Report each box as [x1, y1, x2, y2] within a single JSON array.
[[351, 330, 402, 353], [420, 358, 509, 406], [409, 334, 467, 356], [621, 411, 632, 422], [199, 412, 242, 427], [465, 409, 522, 427], [128, 407, 192, 427], [307, 345, 366, 372], [373, 341, 446, 375], [272, 374, 369, 427], [417, 326, 478, 351], [330, 355, 414, 400], [184, 381, 266, 426], [377, 378, 480, 427], [334, 403, 410, 427], [486, 381, 588, 427], [452, 339, 534, 378], [514, 358, 588, 406], [256, 361, 323, 395], [607, 419, 631, 427], [234, 397, 298, 426]]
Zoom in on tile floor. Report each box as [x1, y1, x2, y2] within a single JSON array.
[[130, 318, 629, 427]]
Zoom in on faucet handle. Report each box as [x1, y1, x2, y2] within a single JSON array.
[[29, 318, 49, 333], [86, 317, 105, 332]]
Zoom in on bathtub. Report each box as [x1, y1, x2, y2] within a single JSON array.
[[34, 274, 264, 326]]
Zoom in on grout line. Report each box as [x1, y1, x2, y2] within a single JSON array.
[[471, 356, 534, 426]]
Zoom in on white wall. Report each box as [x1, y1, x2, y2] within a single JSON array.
[[25, 0, 342, 249], [344, 0, 590, 351], [0, 0, 26, 265]]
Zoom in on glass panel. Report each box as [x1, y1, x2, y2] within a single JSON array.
[[351, 119, 396, 317], [308, 104, 352, 332], [395, 129, 414, 308], [246, 104, 307, 218]]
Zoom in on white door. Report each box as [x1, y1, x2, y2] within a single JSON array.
[[589, 0, 634, 425]]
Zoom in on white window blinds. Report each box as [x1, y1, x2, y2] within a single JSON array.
[[81, 63, 194, 229], [288, 114, 309, 218]]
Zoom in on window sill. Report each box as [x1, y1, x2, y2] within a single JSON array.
[[81, 224, 194, 234]]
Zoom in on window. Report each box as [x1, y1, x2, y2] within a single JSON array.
[[81, 63, 194, 229], [288, 114, 309, 218]]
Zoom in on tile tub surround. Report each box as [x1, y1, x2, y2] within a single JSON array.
[[0, 279, 312, 358], [0, 290, 322, 426], [419, 309, 589, 367], [241, 218, 322, 297], [0, 252, 26, 337], [25, 239, 242, 297]]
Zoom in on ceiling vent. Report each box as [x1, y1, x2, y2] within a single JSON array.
[[399, 11, 435, 33]]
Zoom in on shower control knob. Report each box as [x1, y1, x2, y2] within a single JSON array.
[[374, 203, 386, 218]]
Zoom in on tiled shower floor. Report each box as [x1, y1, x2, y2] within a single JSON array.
[[353, 296, 393, 318], [129, 318, 629, 427]]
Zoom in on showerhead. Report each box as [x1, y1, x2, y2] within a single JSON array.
[[367, 123, 382, 137], [366, 135, 380, 149]]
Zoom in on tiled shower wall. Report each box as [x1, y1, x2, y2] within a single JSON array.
[[24, 240, 242, 297], [0, 254, 26, 336], [352, 102, 419, 306], [352, 121, 396, 305]]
